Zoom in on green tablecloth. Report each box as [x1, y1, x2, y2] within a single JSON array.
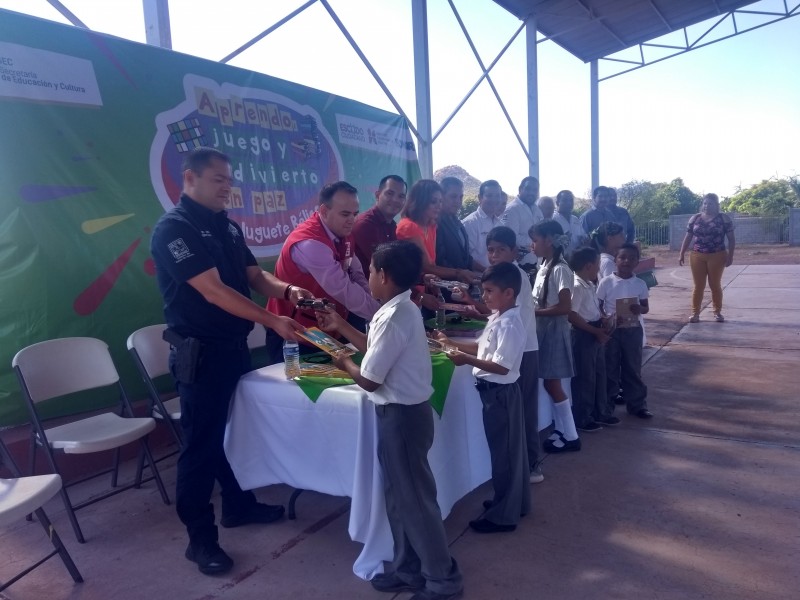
[[294, 352, 456, 416]]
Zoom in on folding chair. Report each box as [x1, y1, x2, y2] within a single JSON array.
[[12, 337, 170, 543], [0, 438, 83, 591], [127, 324, 182, 448]]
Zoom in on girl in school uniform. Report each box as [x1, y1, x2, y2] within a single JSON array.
[[529, 220, 580, 453]]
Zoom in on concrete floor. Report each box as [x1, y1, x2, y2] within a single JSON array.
[[2, 263, 799, 600]]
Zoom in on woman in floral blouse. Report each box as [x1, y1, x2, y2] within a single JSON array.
[[678, 193, 736, 323]]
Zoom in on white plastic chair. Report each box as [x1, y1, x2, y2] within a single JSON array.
[[12, 337, 170, 543], [127, 324, 182, 447], [0, 438, 83, 591]]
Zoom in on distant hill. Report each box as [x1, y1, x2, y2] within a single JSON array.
[[433, 165, 481, 200]]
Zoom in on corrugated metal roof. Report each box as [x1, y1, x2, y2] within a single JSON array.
[[492, 0, 760, 62]]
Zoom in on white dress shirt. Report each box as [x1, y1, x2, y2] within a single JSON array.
[[501, 196, 544, 266], [359, 290, 433, 406], [596, 273, 649, 317], [553, 212, 585, 256], [461, 206, 500, 269], [473, 306, 525, 384], [571, 274, 602, 322], [515, 262, 538, 352]]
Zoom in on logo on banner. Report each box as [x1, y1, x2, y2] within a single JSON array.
[[150, 75, 344, 257]]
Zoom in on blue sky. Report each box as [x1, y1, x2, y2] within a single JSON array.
[[2, 0, 798, 199]]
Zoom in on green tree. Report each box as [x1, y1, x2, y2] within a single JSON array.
[[723, 178, 800, 216], [617, 178, 699, 225]]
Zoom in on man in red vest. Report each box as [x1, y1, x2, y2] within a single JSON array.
[[267, 181, 380, 362]]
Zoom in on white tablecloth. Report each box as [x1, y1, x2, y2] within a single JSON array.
[[224, 362, 492, 579]]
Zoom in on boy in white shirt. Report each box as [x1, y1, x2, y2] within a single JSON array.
[[568, 247, 617, 432], [485, 226, 543, 484], [317, 241, 463, 600], [596, 243, 652, 419], [439, 262, 530, 533]]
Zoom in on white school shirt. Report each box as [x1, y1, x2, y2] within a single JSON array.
[[571, 274, 602, 322], [474, 306, 526, 384], [596, 273, 649, 317], [461, 206, 500, 269], [359, 290, 433, 406], [532, 260, 573, 310], [514, 262, 539, 352], [501, 197, 544, 266], [553, 212, 585, 256], [598, 253, 616, 280]]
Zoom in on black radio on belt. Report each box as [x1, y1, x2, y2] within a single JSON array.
[[163, 328, 203, 384]]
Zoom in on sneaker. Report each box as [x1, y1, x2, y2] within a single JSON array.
[[577, 422, 603, 432], [185, 541, 233, 575], [529, 466, 544, 484], [689, 314, 700, 323], [371, 572, 424, 593], [714, 313, 725, 322], [220, 502, 285, 528], [543, 437, 581, 453], [596, 416, 621, 426]]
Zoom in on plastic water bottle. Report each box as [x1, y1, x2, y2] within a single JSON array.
[[436, 293, 446, 328], [283, 340, 301, 379]]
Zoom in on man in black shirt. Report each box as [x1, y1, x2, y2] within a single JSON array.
[[151, 147, 309, 576]]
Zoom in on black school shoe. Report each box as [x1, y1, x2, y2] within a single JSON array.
[[469, 518, 516, 533], [185, 541, 233, 575], [220, 502, 285, 528], [577, 422, 603, 432], [543, 437, 581, 453], [596, 416, 621, 426], [632, 408, 653, 419], [371, 572, 424, 593]]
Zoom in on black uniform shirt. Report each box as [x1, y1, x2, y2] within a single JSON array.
[[150, 194, 256, 342]]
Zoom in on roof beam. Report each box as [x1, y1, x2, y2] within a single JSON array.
[[45, 0, 88, 29]]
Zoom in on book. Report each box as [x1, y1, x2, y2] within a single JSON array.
[[297, 327, 357, 358], [427, 338, 457, 354], [299, 363, 351, 379], [615, 297, 640, 328]]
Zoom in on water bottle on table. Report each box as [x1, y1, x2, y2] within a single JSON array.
[[436, 293, 446, 328], [283, 340, 301, 379]]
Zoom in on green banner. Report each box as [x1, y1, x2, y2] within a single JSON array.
[[0, 9, 420, 426]]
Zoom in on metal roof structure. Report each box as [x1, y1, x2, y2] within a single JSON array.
[[25, 0, 800, 186], [492, 0, 759, 62]]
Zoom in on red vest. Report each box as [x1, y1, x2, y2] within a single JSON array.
[[268, 212, 354, 329]]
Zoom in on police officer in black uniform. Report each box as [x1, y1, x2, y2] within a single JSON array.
[[150, 147, 310, 576]]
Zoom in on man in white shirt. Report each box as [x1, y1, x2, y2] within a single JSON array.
[[461, 180, 503, 270], [501, 176, 544, 268], [553, 190, 586, 257]]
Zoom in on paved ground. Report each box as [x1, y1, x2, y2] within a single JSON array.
[[2, 256, 799, 600]]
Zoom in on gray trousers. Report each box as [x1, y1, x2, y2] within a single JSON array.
[[479, 382, 531, 526], [375, 402, 462, 595], [519, 350, 541, 469], [605, 326, 648, 413], [571, 327, 612, 426]]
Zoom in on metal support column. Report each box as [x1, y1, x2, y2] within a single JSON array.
[[143, 0, 172, 49], [411, 0, 433, 178], [590, 59, 599, 190], [525, 18, 539, 179]]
